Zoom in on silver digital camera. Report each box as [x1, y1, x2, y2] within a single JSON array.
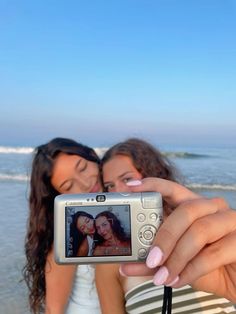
[[54, 192, 163, 264]]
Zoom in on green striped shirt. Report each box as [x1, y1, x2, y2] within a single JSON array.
[[125, 281, 236, 314]]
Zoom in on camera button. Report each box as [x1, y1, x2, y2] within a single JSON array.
[[139, 225, 157, 246], [137, 213, 146, 222], [149, 213, 158, 222], [143, 230, 153, 241], [138, 248, 147, 258]]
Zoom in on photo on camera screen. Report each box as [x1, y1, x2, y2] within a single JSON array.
[[65, 204, 132, 258]]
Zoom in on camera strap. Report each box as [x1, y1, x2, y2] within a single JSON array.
[[162, 286, 172, 314]]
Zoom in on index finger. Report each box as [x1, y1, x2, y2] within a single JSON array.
[[127, 178, 201, 206], [148, 197, 229, 267]]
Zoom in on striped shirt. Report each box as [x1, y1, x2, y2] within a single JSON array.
[[125, 280, 236, 314]]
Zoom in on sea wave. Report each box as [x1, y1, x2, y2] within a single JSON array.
[[187, 183, 236, 191], [1, 171, 235, 192], [0, 146, 34, 154], [0, 145, 208, 160], [0, 146, 108, 156], [163, 152, 208, 159], [96, 149, 209, 159], [0, 173, 29, 182]]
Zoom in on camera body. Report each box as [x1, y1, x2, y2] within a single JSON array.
[[54, 192, 163, 264]]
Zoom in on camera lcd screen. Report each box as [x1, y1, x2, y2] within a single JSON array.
[[65, 204, 132, 258]]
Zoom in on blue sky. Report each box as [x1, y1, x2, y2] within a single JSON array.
[[1, 0, 235, 148]]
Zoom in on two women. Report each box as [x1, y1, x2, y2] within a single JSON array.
[[70, 209, 131, 257], [23, 137, 236, 314]]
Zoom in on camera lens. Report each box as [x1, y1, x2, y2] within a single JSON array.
[[96, 195, 106, 202]]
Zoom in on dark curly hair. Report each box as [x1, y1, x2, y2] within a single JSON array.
[[22, 137, 100, 313], [69, 211, 95, 256]]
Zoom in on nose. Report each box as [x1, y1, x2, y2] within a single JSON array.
[[99, 227, 105, 235]]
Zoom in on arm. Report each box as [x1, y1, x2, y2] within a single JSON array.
[[121, 178, 236, 302], [95, 263, 125, 314], [45, 248, 76, 314]]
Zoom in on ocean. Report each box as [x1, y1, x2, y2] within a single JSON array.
[[0, 144, 235, 314]]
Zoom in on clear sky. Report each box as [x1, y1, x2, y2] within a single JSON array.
[[1, 0, 235, 148]]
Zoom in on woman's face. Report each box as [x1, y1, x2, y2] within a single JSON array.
[[51, 153, 102, 194], [102, 154, 142, 192], [76, 216, 95, 235], [95, 216, 113, 240]]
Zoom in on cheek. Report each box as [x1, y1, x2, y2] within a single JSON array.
[[106, 225, 112, 232], [90, 163, 99, 175]]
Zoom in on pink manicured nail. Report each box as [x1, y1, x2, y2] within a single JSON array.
[[146, 246, 163, 268], [166, 276, 179, 287], [153, 266, 169, 286], [126, 180, 142, 186]]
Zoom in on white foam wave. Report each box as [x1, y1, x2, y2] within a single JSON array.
[[187, 183, 236, 191], [0, 146, 107, 156], [94, 147, 108, 158], [0, 174, 29, 182], [0, 146, 208, 160], [0, 146, 34, 154]]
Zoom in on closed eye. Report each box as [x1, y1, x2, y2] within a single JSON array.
[[77, 160, 87, 172], [61, 181, 73, 193]]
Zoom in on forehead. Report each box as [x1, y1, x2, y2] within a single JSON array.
[[52, 153, 82, 176], [96, 216, 108, 225], [51, 153, 82, 184], [77, 215, 88, 225], [103, 155, 136, 178]]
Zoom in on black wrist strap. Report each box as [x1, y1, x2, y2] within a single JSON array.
[[162, 286, 172, 314]]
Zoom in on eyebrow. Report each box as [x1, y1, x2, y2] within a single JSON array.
[[59, 158, 82, 189], [103, 171, 134, 184]]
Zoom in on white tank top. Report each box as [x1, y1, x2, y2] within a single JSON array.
[[66, 265, 101, 314]]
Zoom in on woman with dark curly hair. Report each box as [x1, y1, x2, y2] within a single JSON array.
[[93, 211, 131, 256], [22, 137, 102, 314], [69, 211, 96, 257]]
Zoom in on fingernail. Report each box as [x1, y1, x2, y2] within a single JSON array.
[[146, 246, 163, 268], [153, 266, 169, 286], [126, 180, 142, 186], [166, 276, 179, 287], [119, 266, 127, 277]]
